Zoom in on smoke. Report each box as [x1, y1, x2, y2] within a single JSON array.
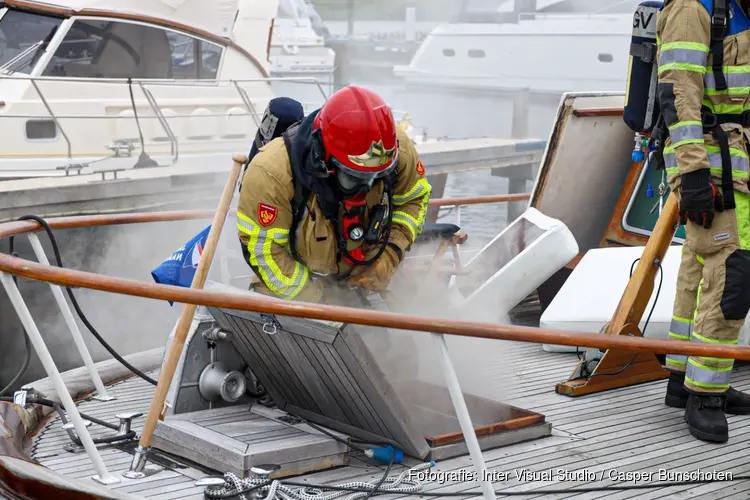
[[0, 186, 226, 391], [352, 221, 532, 411]]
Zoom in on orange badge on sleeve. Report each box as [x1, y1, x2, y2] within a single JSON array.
[[416, 160, 425, 176], [258, 202, 278, 227]]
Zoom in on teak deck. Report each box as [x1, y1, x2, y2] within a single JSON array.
[[30, 342, 750, 499]]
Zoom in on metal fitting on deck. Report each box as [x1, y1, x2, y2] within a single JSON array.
[[203, 327, 232, 342], [198, 362, 247, 403]]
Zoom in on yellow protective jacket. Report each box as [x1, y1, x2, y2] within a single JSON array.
[[657, 0, 750, 193], [236, 126, 432, 303]]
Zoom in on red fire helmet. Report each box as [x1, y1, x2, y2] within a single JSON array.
[[313, 85, 399, 181]]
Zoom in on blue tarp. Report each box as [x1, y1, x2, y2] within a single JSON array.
[[151, 225, 211, 305]]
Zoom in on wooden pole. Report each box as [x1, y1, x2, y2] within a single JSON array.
[[556, 192, 679, 396], [126, 153, 245, 476]]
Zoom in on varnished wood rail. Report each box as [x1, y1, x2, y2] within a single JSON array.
[[0, 193, 530, 239], [0, 244, 749, 360]]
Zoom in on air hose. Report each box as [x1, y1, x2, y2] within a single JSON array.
[[7, 215, 157, 386]]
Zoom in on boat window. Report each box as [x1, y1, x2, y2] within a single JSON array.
[[25, 119, 57, 140], [0, 10, 63, 75], [443, 48, 456, 57], [468, 49, 485, 58], [166, 32, 222, 80], [199, 40, 222, 79], [41, 19, 177, 79], [167, 31, 198, 79], [598, 53, 613, 63]]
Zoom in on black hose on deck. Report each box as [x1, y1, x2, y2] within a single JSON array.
[[0, 238, 32, 397], [13, 215, 157, 386]]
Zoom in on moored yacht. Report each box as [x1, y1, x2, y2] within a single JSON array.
[[394, 0, 641, 95], [0, 0, 293, 176]]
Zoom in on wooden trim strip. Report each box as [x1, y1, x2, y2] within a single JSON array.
[[428, 193, 530, 207], [1, 0, 269, 77], [572, 108, 625, 118]]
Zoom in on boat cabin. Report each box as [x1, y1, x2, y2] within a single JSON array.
[[0, 0, 279, 173]]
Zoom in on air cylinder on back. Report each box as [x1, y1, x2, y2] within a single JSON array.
[[624, 1, 663, 133]]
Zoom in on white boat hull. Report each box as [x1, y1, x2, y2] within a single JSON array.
[[394, 14, 633, 95]]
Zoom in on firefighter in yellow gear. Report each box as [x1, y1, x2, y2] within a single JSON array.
[[236, 85, 431, 305], [658, 0, 750, 443]]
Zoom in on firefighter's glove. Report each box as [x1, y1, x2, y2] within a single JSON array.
[[679, 169, 723, 229], [348, 245, 401, 292]]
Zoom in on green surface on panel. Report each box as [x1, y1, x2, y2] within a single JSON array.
[[622, 161, 686, 241]]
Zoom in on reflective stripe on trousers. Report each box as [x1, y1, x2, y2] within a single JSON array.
[[665, 315, 692, 370]]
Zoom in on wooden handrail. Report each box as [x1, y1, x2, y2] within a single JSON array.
[[0, 193, 532, 239], [2, 251, 750, 360]]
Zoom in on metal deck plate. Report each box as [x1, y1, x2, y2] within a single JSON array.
[[208, 301, 551, 460]]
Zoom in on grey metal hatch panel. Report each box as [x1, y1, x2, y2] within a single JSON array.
[[208, 305, 432, 459]]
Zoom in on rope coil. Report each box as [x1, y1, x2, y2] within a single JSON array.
[[203, 462, 433, 500]]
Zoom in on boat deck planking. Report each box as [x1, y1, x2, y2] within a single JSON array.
[[29, 340, 750, 499]]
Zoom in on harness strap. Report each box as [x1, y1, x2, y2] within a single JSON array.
[[701, 108, 737, 209], [710, 0, 729, 92], [282, 129, 310, 264], [711, 111, 750, 127]]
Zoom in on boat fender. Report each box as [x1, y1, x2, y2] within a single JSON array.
[[624, 1, 663, 133]]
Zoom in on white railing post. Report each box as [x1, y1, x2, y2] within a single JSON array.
[[26, 233, 114, 401], [0, 272, 119, 485], [432, 332, 496, 500]]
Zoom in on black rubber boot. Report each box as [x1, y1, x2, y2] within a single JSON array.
[[684, 392, 728, 443], [665, 371, 750, 415], [664, 371, 690, 408]]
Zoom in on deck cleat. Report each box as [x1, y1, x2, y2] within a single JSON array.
[[61, 420, 92, 453], [61, 420, 92, 433], [195, 476, 228, 488], [250, 463, 281, 480], [115, 411, 143, 437]]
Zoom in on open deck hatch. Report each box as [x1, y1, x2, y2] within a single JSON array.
[[204, 306, 551, 461]]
